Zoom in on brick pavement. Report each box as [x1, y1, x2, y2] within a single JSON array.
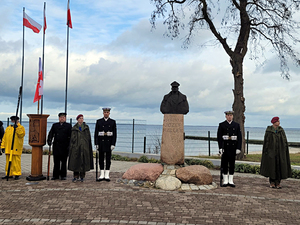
[[0, 154, 299, 224]]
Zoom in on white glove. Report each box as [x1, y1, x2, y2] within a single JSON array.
[[236, 149, 241, 155], [219, 149, 224, 156], [98, 131, 105, 136], [107, 131, 113, 136], [95, 145, 98, 150], [231, 136, 237, 141], [111, 145, 115, 151]]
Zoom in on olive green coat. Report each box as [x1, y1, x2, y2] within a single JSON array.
[[68, 122, 94, 172], [260, 126, 292, 180]]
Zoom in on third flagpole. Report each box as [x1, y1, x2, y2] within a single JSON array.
[[41, 2, 46, 114], [65, 0, 72, 114]]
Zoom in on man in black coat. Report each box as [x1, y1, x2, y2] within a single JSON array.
[[47, 112, 72, 180], [217, 110, 242, 187], [94, 108, 117, 181]]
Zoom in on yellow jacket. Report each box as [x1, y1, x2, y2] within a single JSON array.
[[0, 123, 25, 156]]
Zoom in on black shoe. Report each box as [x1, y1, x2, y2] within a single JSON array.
[[51, 177, 59, 180], [2, 176, 13, 179], [222, 183, 228, 187], [61, 177, 67, 180], [104, 178, 110, 182], [14, 176, 20, 180], [228, 183, 236, 188], [80, 178, 84, 182], [96, 178, 104, 182]]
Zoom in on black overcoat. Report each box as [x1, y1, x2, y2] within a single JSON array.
[[94, 118, 117, 152], [47, 122, 72, 156], [260, 126, 292, 180], [68, 122, 94, 172], [217, 120, 242, 157]]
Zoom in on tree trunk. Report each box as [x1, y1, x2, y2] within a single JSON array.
[[231, 56, 246, 159]]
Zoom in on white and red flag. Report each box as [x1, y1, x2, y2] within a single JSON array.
[[23, 12, 42, 33], [33, 57, 43, 103], [43, 5, 47, 34], [67, 0, 73, 28]]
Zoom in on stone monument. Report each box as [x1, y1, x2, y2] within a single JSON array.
[[160, 81, 189, 165]]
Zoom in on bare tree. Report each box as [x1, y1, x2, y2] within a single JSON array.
[[150, 0, 300, 158]]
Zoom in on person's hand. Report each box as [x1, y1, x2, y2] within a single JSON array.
[[98, 131, 105, 136], [111, 145, 115, 151], [95, 145, 98, 150], [107, 132, 113, 136], [219, 149, 224, 156], [236, 149, 241, 155]]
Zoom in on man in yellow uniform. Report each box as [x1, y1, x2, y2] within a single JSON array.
[[1, 116, 25, 180]]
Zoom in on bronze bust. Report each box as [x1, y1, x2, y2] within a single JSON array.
[[160, 81, 189, 114]]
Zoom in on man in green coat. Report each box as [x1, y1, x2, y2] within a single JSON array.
[[68, 114, 94, 182], [260, 117, 292, 189]]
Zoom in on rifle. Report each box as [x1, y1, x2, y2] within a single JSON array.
[[47, 143, 52, 180], [220, 165, 223, 187], [7, 86, 22, 181], [95, 148, 98, 181]]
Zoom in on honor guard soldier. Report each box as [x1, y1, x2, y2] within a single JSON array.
[[94, 108, 117, 182], [217, 110, 242, 187]]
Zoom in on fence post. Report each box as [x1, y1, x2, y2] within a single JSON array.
[[132, 119, 135, 153], [208, 131, 211, 156], [7, 117, 9, 127], [70, 118, 72, 126], [246, 131, 249, 155], [143, 136, 146, 154]]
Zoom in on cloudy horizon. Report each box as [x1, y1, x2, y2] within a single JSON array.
[[1, 0, 300, 129]]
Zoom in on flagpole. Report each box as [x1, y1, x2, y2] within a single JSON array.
[[65, 0, 70, 114], [20, 7, 25, 124], [41, 2, 46, 114], [65, 27, 69, 114]]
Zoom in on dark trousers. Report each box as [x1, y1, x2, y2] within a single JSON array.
[[221, 151, 236, 175], [74, 172, 86, 179], [99, 151, 111, 170], [269, 178, 281, 185], [53, 155, 68, 178]]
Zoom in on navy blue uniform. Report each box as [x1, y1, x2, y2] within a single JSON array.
[[217, 120, 242, 175], [94, 118, 117, 170]]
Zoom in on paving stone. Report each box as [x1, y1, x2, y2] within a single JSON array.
[[0, 155, 300, 225]]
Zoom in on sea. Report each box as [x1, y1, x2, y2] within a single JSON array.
[[3, 118, 300, 156]]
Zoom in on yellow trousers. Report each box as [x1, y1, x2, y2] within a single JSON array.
[[5, 154, 21, 176]]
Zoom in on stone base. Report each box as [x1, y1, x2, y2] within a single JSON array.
[[160, 114, 184, 165]]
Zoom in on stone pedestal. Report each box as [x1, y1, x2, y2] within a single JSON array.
[[26, 114, 49, 181], [160, 114, 184, 165]]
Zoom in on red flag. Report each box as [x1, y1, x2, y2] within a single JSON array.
[[23, 12, 42, 33], [43, 5, 47, 34], [33, 58, 43, 103], [67, 0, 73, 28]]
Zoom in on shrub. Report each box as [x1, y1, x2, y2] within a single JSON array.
[[291, 169, 300, 179], [184, 158, 214, 169], [138, 155, 149, 163]]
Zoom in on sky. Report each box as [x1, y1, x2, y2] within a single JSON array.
[[1, 0, 300, 129]]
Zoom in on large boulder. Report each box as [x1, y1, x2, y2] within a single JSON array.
[[122, 163, 163, 181], [176, 165, 213, 185], [155, 176, 181, 191]]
